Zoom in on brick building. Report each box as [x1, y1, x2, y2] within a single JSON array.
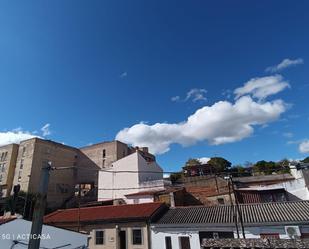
[[0, 144, 19, 197], [1, 138, 156, 209]]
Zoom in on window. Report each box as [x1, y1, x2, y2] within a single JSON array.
[[20, 159, 24, 169], [102, 149, 106, 158], [102, 159, 105, 167], [165, 236, 172, 249], [0, 152, 7, 161], [95, 230, 104, 245], [179, 237, 190, 249], [0, 174, 2, 182], [132, 228, 142, 245], [133, 199, 139, 204], [217, 198, 225, 205], [22, 147, 26, 157], [1, 163, 5, 172], [18, 171, 22, 182]]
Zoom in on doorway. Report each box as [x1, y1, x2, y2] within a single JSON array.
[[119, 230, 126, 249], [179, 236, 191, 249]]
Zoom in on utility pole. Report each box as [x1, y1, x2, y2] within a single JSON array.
[[28, 161, 52, 249], [227, 179, 239, 238], [77, 184, 81, 232], [230, 176, 246, 239]]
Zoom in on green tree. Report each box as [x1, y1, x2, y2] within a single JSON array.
[[302, 157, 309, 163], [169, 172, 183, 183], [207, 157, 231, 172], [253, 159, 291, 175], [253, 160, 273, 175], [184, 158, 202, 167], [230, 165, 246, 173], [276, 158, 291, 174]]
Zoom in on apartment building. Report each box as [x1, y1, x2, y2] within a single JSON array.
[[80, 140, 155, 169], [11, 138, 82, 208], [0, 138, 156, 209], [0, 144, 19, 197]]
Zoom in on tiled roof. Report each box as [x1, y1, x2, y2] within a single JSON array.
[[44, 202, 165, 224], [0, 217, 16, 225], [185, 186, 230, 197], [156, 201, 309, 225], [233, 174, 294, 184], [125, 187, 184, 197], [125, 190, 161, 197]]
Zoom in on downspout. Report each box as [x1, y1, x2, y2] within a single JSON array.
[[147, 221, 152, 249]]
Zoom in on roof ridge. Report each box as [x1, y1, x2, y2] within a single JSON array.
[[48, 202, 163, 213]]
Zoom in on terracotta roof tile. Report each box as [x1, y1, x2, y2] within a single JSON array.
[[44, 202, 165, 223], [0, 217, 16, 225]]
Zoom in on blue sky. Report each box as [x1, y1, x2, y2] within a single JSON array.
[[0, 1, 308, 171]]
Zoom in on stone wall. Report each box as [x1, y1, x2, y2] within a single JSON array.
[[201, 238, 309, 248]]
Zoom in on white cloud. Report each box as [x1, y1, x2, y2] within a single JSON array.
[[171, 96, 180, 102], [120, 72, 127, 78], [116, 96, 287, 154], [163, 173, 171, 178], [222, 89, 232, 99], [266, 58, 304, 73], [0, 129, 39, 146], [198, 157, 211, 164], [185, 88, 207, 102], [234, 75, 290, 100], [283, 132, 294, 138], [299, 140, 309, 153], [172, 88, 207, 103], [41, 123, 51, 136]]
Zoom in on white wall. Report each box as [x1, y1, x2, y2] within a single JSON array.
[[265, 178, 309, 200], [98, 152, 164, 202], [0, 219, 88, 249], [151, 230, 201, 249], [126, 195, 155, 204], [151, 225, 309, 249]]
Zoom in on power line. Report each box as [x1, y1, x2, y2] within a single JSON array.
[[98, 185, 166, 191], [53, 165, 305, 174]]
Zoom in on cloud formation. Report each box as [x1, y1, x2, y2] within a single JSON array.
[[0, 129, 39, 146], [265, 58, 304, 73], [171, 88, 207, 103], [299, 140, 309, 153], [171, 96, 180, 102], [116, 95, 287, 154], [234, 75, 290, 100], [198, 157, 211, 164], [185, 88, 207, 102], [41, 123, 51, 136], [120, 72, 128, 78], [283, 132, 294, 138]]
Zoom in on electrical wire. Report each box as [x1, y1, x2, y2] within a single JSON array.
[[53, 165, 306, 174]]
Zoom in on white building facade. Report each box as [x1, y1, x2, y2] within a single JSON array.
[[98, 151, 164, 202], [151, 202, 309, 249]]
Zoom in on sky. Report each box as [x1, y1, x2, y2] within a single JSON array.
[[0, 1, 308, 171]]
